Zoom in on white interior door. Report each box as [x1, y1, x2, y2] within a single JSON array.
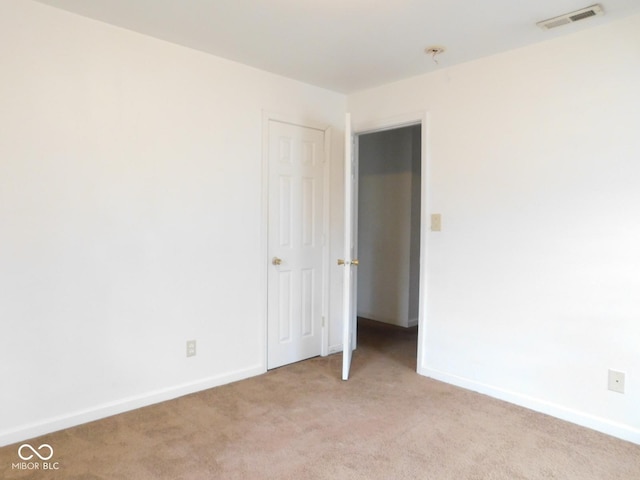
[[268, 120, 326, 369], [342, 113, 358, 380]]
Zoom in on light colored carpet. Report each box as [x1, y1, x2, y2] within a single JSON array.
[[2, 319, 638, 479]]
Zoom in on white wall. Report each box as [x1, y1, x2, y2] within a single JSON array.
[[349, 14, 640, 444], [0, 0, 345, 446], [357, 126, 420, 327]]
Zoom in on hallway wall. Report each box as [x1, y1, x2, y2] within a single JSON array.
[[357, 126, 421, 327]]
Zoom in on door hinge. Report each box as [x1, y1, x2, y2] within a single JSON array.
[[322, 316, 326, 328]]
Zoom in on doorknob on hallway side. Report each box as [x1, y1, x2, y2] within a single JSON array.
[[337, 259, 359, 266], [272, 257, 282, 266]]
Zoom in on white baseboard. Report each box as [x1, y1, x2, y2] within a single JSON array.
[[329, 343, 342, 354], [420, 366, 640, 445], [358, 312, 407, 327], [0, 364, 265, 447], [407, 317, 419, 327]]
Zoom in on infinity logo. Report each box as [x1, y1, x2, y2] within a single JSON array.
[[18, 444, 54, 461]]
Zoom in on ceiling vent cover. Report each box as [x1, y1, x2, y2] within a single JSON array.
[[537, 4, 604, 30]]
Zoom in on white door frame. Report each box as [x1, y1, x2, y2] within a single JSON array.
[[261, 111, 332, 370], [351, 111, 430, 376]]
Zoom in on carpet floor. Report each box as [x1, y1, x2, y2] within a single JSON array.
[[1, 319, 639, 479]]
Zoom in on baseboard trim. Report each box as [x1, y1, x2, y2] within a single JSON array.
[[0, 364, 265, 447], [407, 317, 419, 327], [358, 312, 407, 328], [421, 367, 640, 445]]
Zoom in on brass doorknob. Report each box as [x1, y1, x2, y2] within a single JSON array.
[[337, 259, 358, 266], [272, 257, 282, 266]]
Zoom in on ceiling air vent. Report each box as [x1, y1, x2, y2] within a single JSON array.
[[536, 4, 604, 30]]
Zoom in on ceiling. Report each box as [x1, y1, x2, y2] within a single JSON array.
[[33, 0, 640, 93]]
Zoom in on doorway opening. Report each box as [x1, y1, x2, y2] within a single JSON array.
[[355, 124, 421, 370]]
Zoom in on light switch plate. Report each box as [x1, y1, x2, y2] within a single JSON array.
[[431, 214, 442, 232]]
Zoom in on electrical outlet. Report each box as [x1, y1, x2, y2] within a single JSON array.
[[186, 340, 196, 358], [608, 369, 625, 394]]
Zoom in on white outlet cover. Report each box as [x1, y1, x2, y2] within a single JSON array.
[[608, 369, 625, 394], [186, 340, 196, 357]]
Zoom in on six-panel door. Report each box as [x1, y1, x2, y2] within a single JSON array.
[[267, 120, 325, 369]]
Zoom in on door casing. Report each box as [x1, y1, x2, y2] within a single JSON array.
[[349, 111, 430, 376]]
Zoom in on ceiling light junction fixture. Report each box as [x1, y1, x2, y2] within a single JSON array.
[[425, 46, 446, 65], [536, 4, 604, 30]]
